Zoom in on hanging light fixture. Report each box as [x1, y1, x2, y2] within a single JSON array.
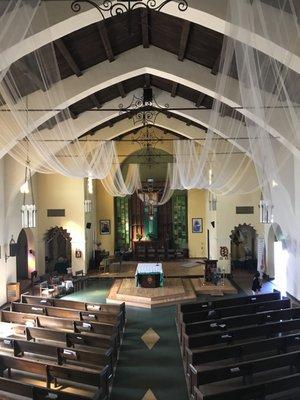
[[21, 97, 37, 228], [259, 194, 273, 224], [71, 1, 188, 18], [84, 199, 92, 213], [21, 164, 37, 228]]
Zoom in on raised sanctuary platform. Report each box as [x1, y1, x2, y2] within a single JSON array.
[[106, 278, 197, 308], [191, 277, 238, 296]]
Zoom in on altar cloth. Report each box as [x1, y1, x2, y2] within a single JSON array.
[[135, 263, 164, 287]]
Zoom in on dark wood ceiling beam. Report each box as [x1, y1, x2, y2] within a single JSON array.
[[145, 74, 151, 87], [178, 21, 191, 61], [17, 60, 46, 92], [195, 93, 206, 108], [69, 109, 78, 119], [171, 82, 178, 97], [55, 39, 82, 77], [211, 53, 221, 75], [96, 22, 115, 62], [117, 82, 126, 98], [90, 93, 102, 109], [141, 9, 149, 48]]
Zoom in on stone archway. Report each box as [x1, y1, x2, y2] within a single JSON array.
[[44, 227, 72, 273], [230, 223, 257, 272]]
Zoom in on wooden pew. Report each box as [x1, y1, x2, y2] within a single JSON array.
[[0, 376, 104, 399], [183, 317, 300, 358], [177, 290, 281, 320], [0, 353, 110, 397], [10, 302, 123, 337], [182, 306, 300, 338], [1, 310, 118, 339], [190, 349, 300, 397], [0, 337, 114, 378], [186, 332, 300, 374], [178, 298, 290, 341], [21, 294, 125, 326], [25, 326, 116, 352], [193, 371, 300, 400]]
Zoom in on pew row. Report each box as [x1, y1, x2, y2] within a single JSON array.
[[9, 302, 124, 342], [21, 294, 125, 325], [182, 306, 300, 340], [193, 371, 300, 400], [183, 317, 300, 359], [0, 377, 104, 400], [0, 337, 114, 378], [189, 345, 300, 397], [177, 290, 281, 322], [178, 298, 290, 342], [0, 354, 109, 397], [1, 310, 119, 341]]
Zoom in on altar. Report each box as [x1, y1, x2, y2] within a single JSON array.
[[135, 263, 164, 288]]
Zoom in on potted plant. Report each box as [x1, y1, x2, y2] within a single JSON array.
[[136, 233, 143, 242]]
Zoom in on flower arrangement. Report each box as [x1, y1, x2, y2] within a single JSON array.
[[136, 233, 143, 242]]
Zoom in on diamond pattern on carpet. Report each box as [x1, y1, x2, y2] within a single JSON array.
[[141, 389, 157, 400], [141, 328, 160, 350]]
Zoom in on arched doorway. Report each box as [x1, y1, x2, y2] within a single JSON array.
[[44, 227, 72, 273], [230, 224, 257, 272], [16, 229, 28, 281]]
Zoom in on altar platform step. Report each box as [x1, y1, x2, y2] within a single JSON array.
[[106, 278, 197, 308], [191, 277, 238, 296]]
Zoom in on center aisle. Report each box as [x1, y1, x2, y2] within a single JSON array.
[[63, 279, 189, 400]]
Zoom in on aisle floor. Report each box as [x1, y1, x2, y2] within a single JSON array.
[[64, 279, 189, 400]]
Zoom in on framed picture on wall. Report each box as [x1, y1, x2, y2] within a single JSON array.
[[100, 220, 111, 235], [192, 218, 203, 233]]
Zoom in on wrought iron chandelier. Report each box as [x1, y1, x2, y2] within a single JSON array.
[[71, 0, 188, 18], [119, 87, 169, 127], [130, 125, 166, 150]]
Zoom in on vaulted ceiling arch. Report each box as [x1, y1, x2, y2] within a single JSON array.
[[4, 47, 297, 159], [1, 1, 298, 74]]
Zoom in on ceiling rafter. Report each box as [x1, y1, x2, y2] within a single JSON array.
[[178, 21, 191, 61], [55, 39, 82, 77], [141, 8, 150, 48], [171, 82, 178, 97], [195, 93, 206, 108], [211, 53, 221, 75], [17, 59, 46, 92], [96, 22, 115, 62], [90, 93, 102, 109], [117, 82, 126, 98], [145, 74, 151, 87]]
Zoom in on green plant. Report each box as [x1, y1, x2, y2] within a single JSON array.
[[136, 233, 143, 241]]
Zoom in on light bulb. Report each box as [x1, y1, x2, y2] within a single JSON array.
[[87, 177, 93, 194], [20, 180, 29, 194]]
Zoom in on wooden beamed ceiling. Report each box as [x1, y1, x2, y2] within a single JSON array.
[[12, 9, 224, 100], [15, 8, 284, 135]]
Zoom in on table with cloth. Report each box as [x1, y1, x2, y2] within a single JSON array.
[[135, 263, 164, 288]]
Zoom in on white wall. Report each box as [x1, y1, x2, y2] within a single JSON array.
[[36, 173, 86, 274], [212, 190, 264, 273]]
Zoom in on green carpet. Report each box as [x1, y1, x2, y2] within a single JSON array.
[[63, 279, 189, 400]]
